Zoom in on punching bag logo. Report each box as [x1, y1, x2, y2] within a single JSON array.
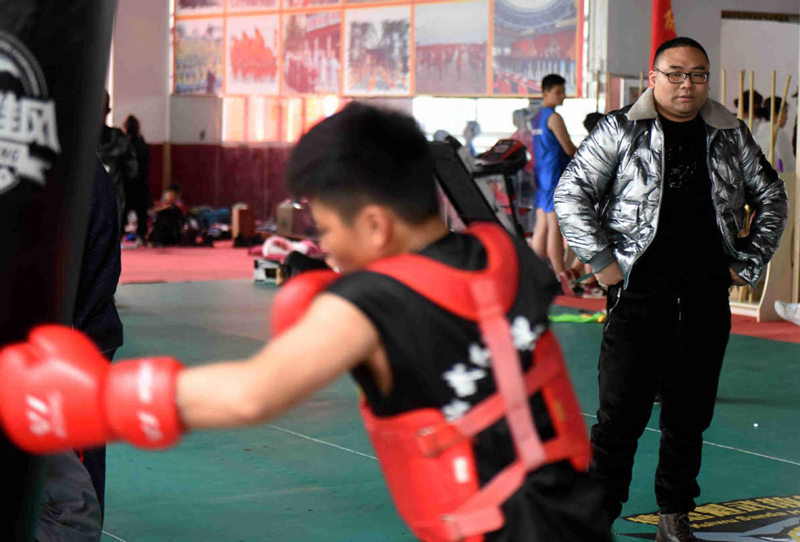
[[0, 30, 60, 195]]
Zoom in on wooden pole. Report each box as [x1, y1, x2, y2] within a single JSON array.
[[770, 70, 776, 165], [794, 72, 800, 302], [605, 70, 611, 113], [721, 68, 726, 108], [749, 70, 755, 130], [639, 71, 644, 96], [794, 52, 800, 303], [745, 71, 756, 303], [737, 70, 745, 119], [773, 74, 792, 143]]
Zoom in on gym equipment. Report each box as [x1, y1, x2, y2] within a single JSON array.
[[430, 140, 528, 239]]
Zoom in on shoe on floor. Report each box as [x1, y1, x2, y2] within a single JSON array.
[[655, 512, 698, 542], [582, 282, 606, 298], [775, 301, 800, 326], [558, 269, 579, 297]]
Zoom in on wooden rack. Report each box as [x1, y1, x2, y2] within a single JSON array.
[[727, 69, 797, 321], [729, 170, 796, 321]]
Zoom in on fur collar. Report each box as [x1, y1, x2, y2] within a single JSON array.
[[626, 88, 739, 129]]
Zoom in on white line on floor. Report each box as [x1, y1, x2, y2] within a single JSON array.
[[582, 412, 800, 468], [267, 424, 378, 460], [102, 531, 129, 542], [269, 415, 800, 468]]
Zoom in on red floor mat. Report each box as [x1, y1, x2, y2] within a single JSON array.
[[553, 295, 800, 344], [120, 240, 255, 284]]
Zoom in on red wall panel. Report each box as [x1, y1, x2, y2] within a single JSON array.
[[169, 143, 291, 220], [170, 144, 221, 212], [148, 143, 165, 203]]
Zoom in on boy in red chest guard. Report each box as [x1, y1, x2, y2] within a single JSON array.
[[0, 104, 612, 541]]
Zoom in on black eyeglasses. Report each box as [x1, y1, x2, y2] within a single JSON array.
[[654, 68, 709, 85]]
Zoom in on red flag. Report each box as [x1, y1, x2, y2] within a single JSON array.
[[650, 0, 677, 67]]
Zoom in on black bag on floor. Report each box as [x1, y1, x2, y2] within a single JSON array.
[[180, 213, 214, 247], [279, 251, 330, 283], [148, 207, 183, 246]]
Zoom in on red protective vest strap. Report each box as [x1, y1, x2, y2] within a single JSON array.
[[441, 461, 526, 539], [470, 276, 546, 471], [368, 223, 518, 320], [415, 331, 565, 457]]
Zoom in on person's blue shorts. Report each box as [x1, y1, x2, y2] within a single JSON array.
[[534, 170, 557, 212]]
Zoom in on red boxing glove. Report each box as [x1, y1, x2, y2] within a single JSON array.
[[270, 269, 339, 336], [104, 355, 184, 449], [0, 325, 185, 454]]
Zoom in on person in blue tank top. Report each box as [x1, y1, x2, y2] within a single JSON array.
[[531, 74, 578, 294]]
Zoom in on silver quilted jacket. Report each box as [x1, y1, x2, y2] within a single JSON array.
[[554, 88, 788, 287]]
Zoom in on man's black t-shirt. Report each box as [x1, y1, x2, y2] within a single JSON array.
[[629, 114, 729, 292], [327, 231, 610, 541]]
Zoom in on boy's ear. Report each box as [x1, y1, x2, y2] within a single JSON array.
[[356, 204, 394, 248]]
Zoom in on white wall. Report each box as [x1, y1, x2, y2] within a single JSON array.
[[607, 0, 650, 76], [111, 0, 170, 143], [604, 0, 799, 77], [673, 0, 798, 74], [169, 96, 222, 144]]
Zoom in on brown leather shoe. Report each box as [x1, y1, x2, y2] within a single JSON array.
[[655, 513, 699, 542]]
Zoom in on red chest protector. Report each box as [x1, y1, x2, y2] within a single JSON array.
[[361, 223, 591, 542]]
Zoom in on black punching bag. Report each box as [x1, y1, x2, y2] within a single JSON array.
[[0, 2, 116, 540]]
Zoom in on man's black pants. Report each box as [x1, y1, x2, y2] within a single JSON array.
[[590, 282, 731, 520], [81, 348, 117, 522]]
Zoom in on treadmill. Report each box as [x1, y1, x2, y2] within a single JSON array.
[[430, 139, 530, 238]]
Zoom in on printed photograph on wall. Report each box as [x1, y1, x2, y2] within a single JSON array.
[[493, 0, 579, 95], [175, 18, 224, 95], [227, 0, 278, 11], [283, 11, 341, 94], [415, 0, 488, 95], [226, 16, 280, 95], [285, 0, 339, 7], [345, 6, 410, 95], [176, 0, 223, 16]]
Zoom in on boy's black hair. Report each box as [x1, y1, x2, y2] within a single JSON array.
[[653, 37, 709, 68], [541, 74, 566, 93], [763, 96, 784, 119], [166, 183, 181, 194], [286, 103, 440, 224], [733, 90, 763, 115], [583, 112, 604, 133]]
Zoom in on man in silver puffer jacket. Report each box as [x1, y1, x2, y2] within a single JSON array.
[[554, 37, 787, 542]]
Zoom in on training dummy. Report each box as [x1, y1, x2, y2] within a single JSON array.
[[0, 104, 612, 541]]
